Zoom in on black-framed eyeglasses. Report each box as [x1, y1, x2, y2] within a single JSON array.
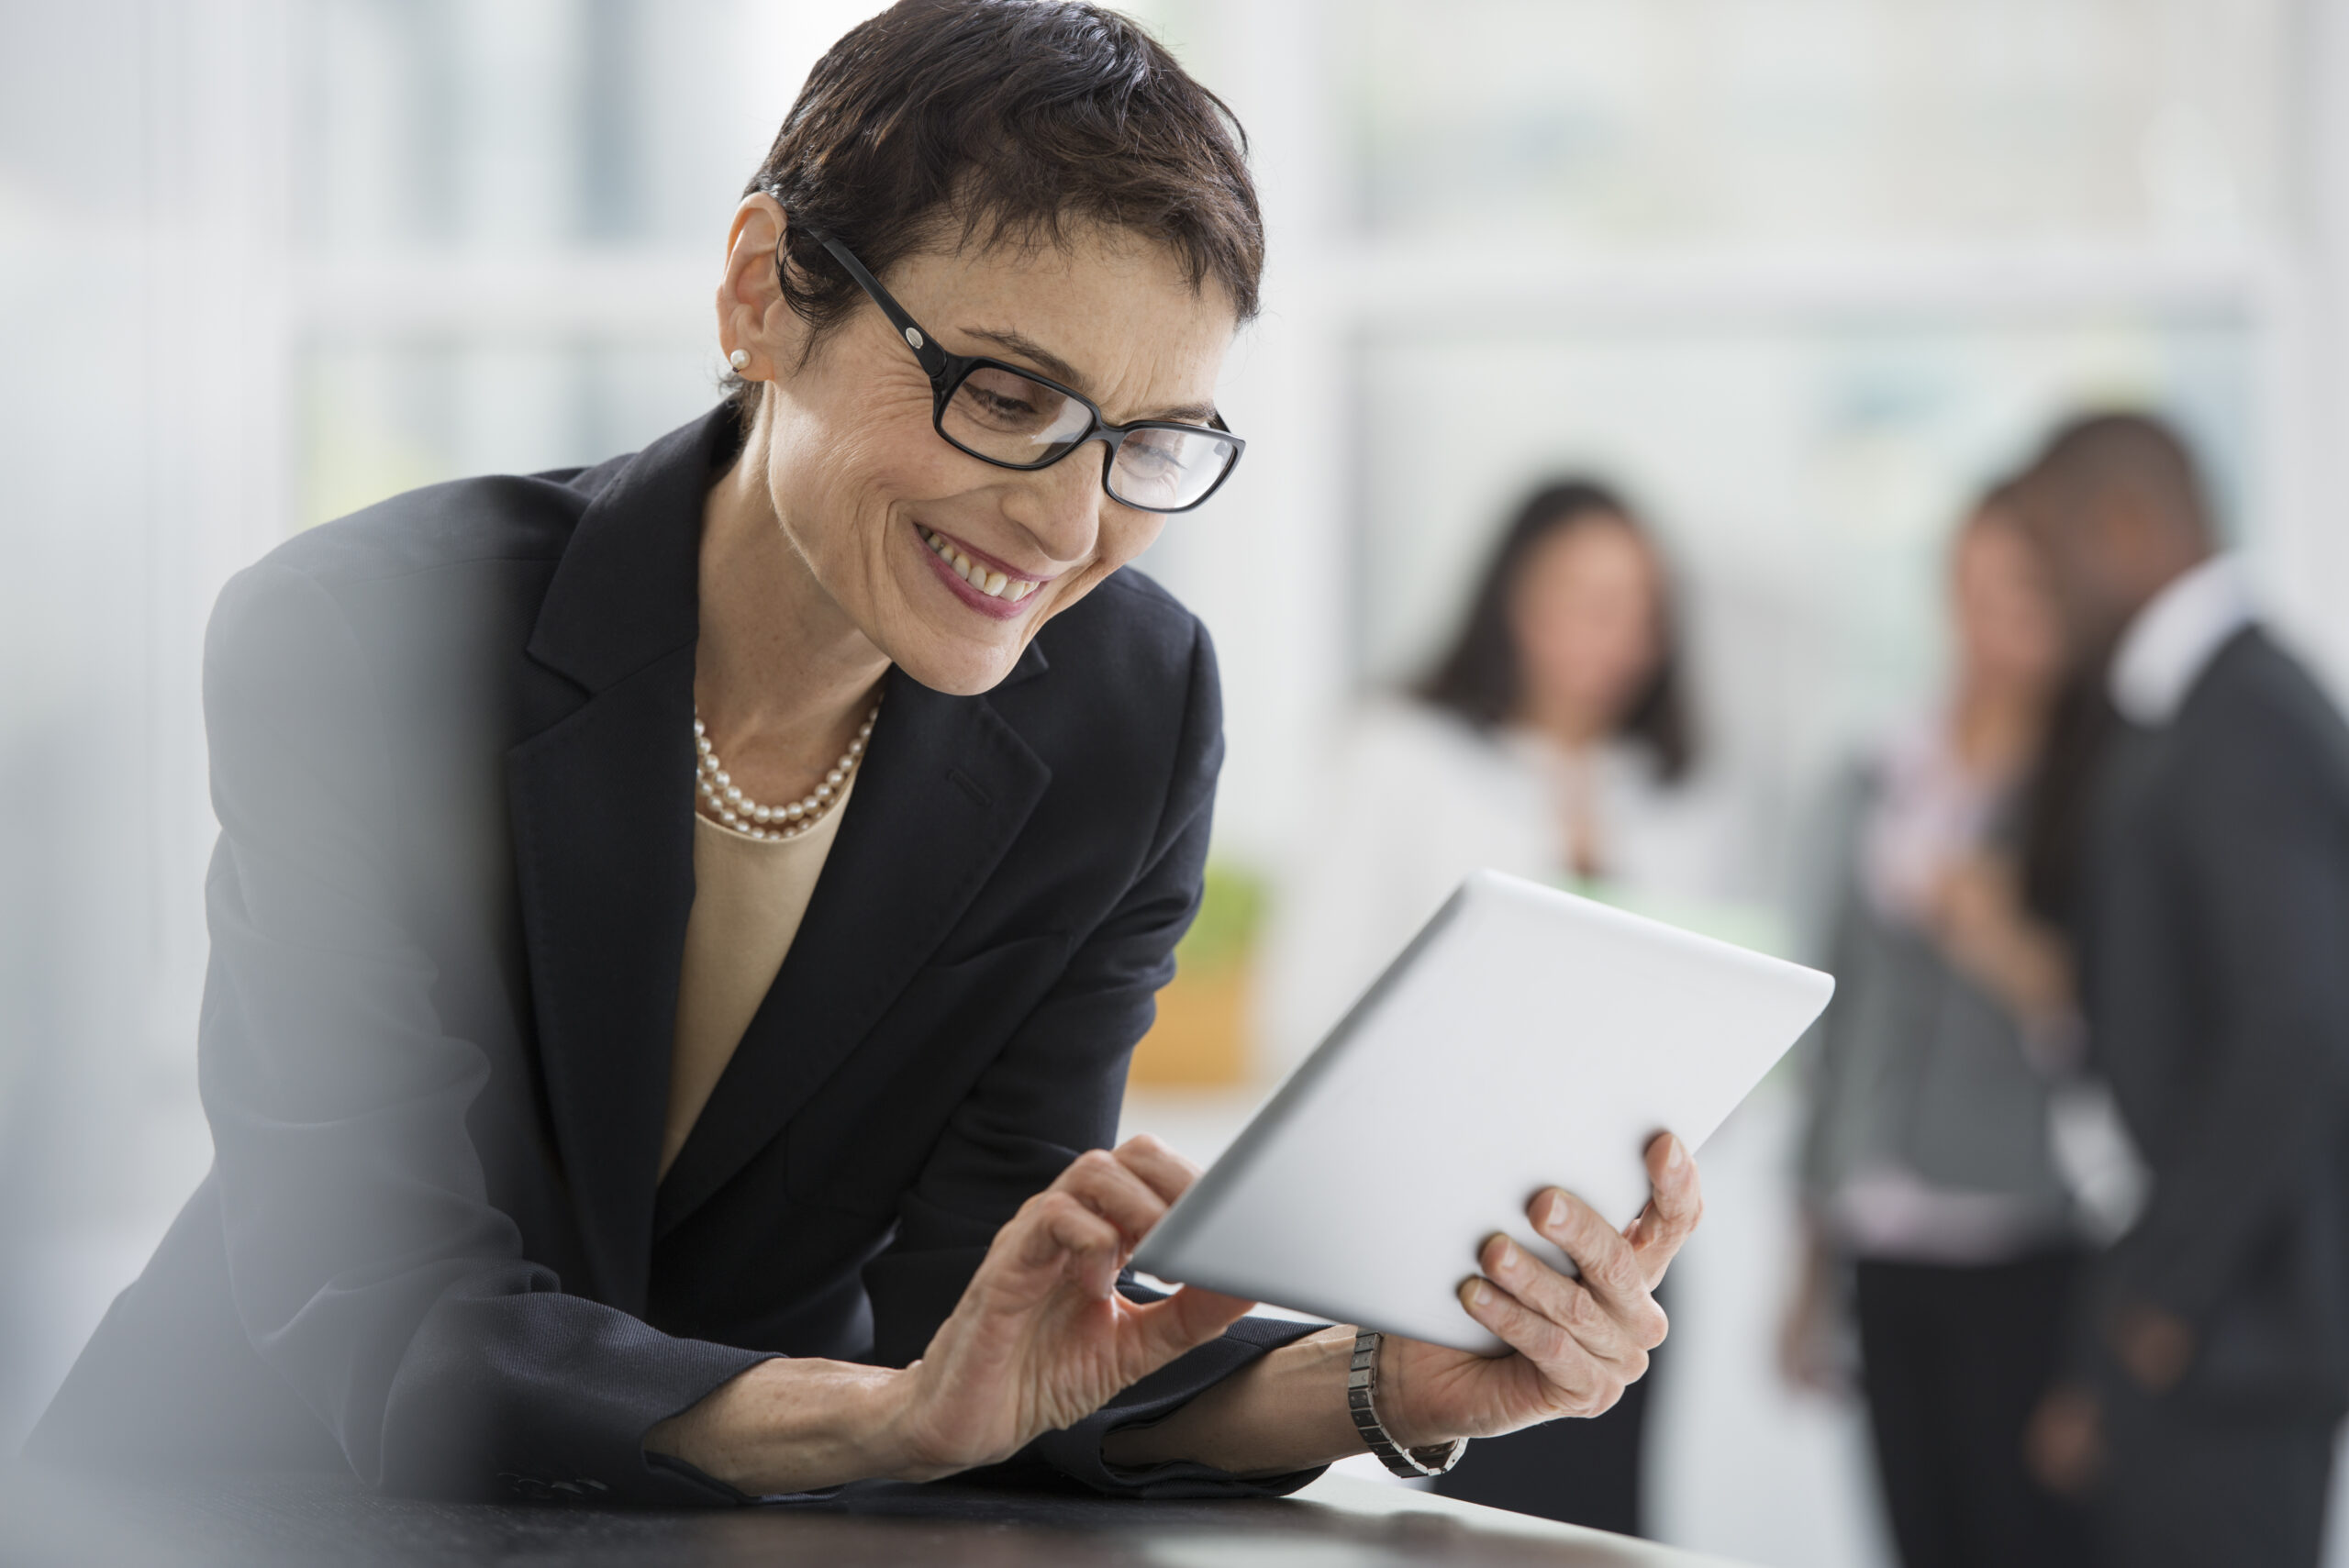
[[793, 232, 1245, 515]]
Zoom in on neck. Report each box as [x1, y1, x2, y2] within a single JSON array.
[[2090, 535, 2214, 653], [696, 424, 890, 794], [1520, 696, 1609, 754]]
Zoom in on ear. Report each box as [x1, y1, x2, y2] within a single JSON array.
[[717, 195, 808, 382]]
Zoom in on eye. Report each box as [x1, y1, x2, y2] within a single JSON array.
[[952, 367, 1069, 433], [967, 382, 1041, 421], [1122, 436, 1182, 477]]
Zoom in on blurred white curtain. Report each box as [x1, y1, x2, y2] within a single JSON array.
[[0, 0, 290, 1445]]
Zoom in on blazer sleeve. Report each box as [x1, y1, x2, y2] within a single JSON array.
[[860, 617, 1328, 1499], [198, 562, 773, 1505], [2093, 704, 2349, 1330]]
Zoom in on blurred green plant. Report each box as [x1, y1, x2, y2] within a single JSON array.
[[1176, 861, 1266, 976]]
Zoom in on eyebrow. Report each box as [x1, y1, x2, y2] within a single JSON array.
[[960, 326, 1220, 427]]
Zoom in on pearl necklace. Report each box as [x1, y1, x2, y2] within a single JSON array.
[[693, 696, 880, 841]]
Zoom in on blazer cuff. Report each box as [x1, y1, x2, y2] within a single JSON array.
[[1021, 1312, 1331, 1499], [644, 1450, 846, 1507], [459, 1339, 781, 1508]]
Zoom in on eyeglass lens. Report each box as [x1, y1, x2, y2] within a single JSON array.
[[941, 364, 1237, 511]]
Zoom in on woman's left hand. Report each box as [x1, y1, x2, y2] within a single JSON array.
[[1372, 1132, 1702, 1447]]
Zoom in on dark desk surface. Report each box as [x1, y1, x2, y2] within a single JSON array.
[[0, 1464, 1753, 1567]]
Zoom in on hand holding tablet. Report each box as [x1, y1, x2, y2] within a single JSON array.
[[1359, 1127, 1707, 1452], [1133, 870, 1834, 1371]]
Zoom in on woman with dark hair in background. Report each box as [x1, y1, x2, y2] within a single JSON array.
[[1422, 480, 1696, 828], [27, 2, 1701, 1506], [1780, 487, 2090, 1568], [1264, 479, 1739, 1534]]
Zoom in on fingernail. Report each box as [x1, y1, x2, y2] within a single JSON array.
[[1547, 1193, 1568, 1228], [1466, 1280, 1492, 1307], [1665, 1136, 1687, 1172], [1495, 1238, 1520, 1271]]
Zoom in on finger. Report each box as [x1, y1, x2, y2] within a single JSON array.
[[1456, 1275, 1620, 1418], [1480, 1232, 1664, 1362], [1053, 1148, 1174, 1248], [1627, 1133, 1704, 1283], [1111, 1133, 1202, 1207], [1529, 1187, 1650, 1318], [1011, 1190, 1125, 1297], [1124, 1284, 1255, 1367]]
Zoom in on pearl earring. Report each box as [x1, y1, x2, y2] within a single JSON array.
[[728, 349, 751, 372]]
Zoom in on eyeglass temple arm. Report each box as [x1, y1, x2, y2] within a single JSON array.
[[800, 230, 954, 385]]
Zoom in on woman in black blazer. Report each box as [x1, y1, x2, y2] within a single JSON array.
[[29, 0, 1698, 1506]]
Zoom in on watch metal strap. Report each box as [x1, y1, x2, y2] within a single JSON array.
[[1346, 1329, 1468, 1478]]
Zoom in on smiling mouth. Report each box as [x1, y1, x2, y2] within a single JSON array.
[[917, 525, 1044, 604]]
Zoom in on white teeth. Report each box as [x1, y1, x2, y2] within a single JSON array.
[[920, 526, 1041, 604]]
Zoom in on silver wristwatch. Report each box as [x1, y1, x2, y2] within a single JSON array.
[[1346, 1329, 1468, 1478]]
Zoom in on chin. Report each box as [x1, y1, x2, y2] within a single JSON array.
[[889, 635, 1027, 697]]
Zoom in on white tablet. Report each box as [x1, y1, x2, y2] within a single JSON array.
[[1132, 869, 1834, 1355]]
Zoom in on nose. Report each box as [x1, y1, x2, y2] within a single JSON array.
[[1000, 443, 1108, 566]]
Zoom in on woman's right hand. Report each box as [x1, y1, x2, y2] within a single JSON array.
[[1930, 853, 2075, 1027], [880, 1134, 1255, 1478], [645, 1135, 1249, 1493]]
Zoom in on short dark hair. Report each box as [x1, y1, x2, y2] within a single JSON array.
[[2011, 413, 2211, 930], [2020, 411, 2214, 548], [738, 0, 1261, 395], [1416, 479, 1696, 784]]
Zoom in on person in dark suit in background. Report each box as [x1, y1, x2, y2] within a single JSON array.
[[2013, 414, 2349, 1568]]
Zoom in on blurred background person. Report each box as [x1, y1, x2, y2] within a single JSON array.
[[1260, 478, 1739, 1534], [1781, 486, 2089, 1568], [2014, 414, 2349, 1568]]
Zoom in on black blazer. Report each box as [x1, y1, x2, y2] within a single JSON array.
[[2076, 627, 2349, 1416], [27, 408, 1318, 1504]]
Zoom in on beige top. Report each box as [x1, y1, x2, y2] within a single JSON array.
[[661, 774, 855, 1180]]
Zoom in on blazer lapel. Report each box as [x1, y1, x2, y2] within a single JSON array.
[[507, 410, 725, 1312], [652, 655, 1052, 1239]]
